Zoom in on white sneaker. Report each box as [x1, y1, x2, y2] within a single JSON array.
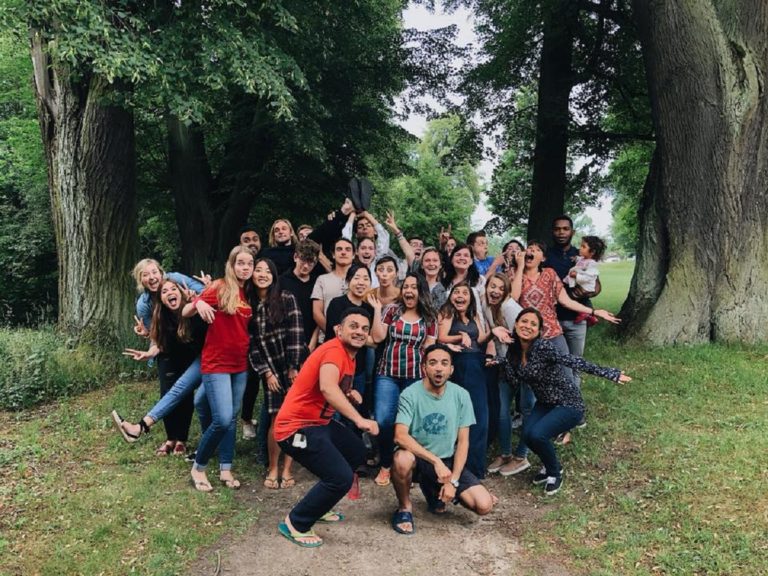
[[242, 421, 257, 439]]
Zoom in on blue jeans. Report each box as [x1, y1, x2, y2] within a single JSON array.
[[194, 371, 247, 472], [560, 321, 587, 388], [279, 420, 366, 533], [452, 352, 488, 479], [522, 403, 583, 478], [374, 375, 419, 468], [148, 358, 202, 425], [498, 376, 535, 457]]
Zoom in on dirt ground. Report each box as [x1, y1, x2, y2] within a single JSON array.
[[187, 465, 574, 576]]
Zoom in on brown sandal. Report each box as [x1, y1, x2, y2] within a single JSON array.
[[156, 440, 175, 456], [264, 477, 280, 490], [280, 476, 295, 489]]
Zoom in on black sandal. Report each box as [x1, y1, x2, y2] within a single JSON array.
[[111, 410, 149, 444]]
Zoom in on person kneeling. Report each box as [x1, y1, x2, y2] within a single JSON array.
[[391, 343, 496, 535]]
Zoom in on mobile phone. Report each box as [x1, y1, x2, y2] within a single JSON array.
[[292, 433, 307, 449]]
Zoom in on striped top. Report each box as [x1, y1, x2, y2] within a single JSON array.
[[377, 304, 437, 379]]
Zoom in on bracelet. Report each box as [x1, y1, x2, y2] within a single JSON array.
[[395, 232, 404, 240]]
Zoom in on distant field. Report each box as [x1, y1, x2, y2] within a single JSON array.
[[591, 260, 635, 311]]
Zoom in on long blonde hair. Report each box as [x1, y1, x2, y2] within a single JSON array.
[[216, 246, 254, 314], [132, 258, 165, 294], [268, 218, 298, 247]]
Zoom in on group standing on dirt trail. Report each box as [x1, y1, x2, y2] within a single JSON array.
[[111, 180, 632, 548]]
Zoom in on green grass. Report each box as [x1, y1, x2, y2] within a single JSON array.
[[0, 380, 263, 576], [3, 260, 768, 575], [525, 260, 768, 575]]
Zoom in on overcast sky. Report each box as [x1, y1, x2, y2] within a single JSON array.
[[400, 2, 613, 236]]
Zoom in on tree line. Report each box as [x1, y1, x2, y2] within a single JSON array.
[[1, 0, 767, 344]]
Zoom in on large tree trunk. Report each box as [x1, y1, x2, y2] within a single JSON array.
[[32, 33, 137, 342], [526, 0, 579, 243], [623, 1, 768, 344]]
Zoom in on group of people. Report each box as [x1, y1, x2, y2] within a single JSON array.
[[111, 195, 632, 547]]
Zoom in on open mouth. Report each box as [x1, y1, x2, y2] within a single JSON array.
[[166, 295, 179, 306], [525, 254, 534, 262]]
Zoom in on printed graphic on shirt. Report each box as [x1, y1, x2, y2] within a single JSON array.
[[413, 412, 449, 436]]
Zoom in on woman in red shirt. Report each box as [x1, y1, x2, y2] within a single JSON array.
[[182, 246, 254, 492]]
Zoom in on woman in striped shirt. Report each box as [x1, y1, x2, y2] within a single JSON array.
[[369, 272, 437, 486]]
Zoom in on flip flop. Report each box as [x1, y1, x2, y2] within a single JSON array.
[[264, 477, 280, 490], [279, 476, 295, 489], [220, 476, 241, 489], [111, 410, 140, 443], [278, 522, 323, 548], [189, 475, 213, 493], [317, 511, 345, 523], [391, 510, 415, 535]]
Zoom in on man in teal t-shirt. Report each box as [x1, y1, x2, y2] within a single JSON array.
[[390, 343, 496, 535]]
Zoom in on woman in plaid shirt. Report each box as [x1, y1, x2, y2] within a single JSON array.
[[249, 258, 306, 490]]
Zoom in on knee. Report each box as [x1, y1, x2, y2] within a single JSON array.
[[392, 450, 415, 477], [473, 494, 494, 516], [328, 468, 354, 493]]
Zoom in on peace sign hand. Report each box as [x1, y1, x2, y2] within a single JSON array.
[[133, 315, 149, 338]]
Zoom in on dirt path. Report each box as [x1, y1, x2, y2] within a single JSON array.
[[187, 466, 574, 576]]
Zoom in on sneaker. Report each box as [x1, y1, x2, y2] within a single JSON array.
[[184, 450, 197, 463], [544, 475, 563, 496], [242, 420, 257, 439], [532, 467, 549, 485], [575, 417, 587, 429], [487, 455, 512, 474], [499, 457, 531, 477]]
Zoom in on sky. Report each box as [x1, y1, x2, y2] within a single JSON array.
[[399, 3, 614, 236]]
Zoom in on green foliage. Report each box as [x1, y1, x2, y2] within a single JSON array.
[[375, 115, 482, 244], [0, 327, 141, 410], [607, 142, 653, 255], [0, 33, 57, 325]]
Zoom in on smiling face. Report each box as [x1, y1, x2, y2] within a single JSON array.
[[450, 285, 471, 314], [253, 260, 274, 291], [272, 220, 292, 245], [401, 276, 419, 310], [337, 313, 371, 351], [421, 249, 442, 277], [356, 238, 376, 265], [423, 348, 453, 389], [444, 237, 456, 255], [375, 261, 397, 287], [140, 263, 163, 293], [486, 276, 506, 306], [234, 252, 255, 283], [515, 311, 541, 342], [160, 281, 183, 311], [240, 230, 261, 254], [348, 268, 371, 298], [451, 247, 472, 273]]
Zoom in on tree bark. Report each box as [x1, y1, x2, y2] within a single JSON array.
[[623, 0, 768, 344], [31, 33, 137, 342], [526, 0, 580, 243]]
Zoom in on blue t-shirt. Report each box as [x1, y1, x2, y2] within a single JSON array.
[[395, 380, 475, 459], [474, 256, 495, 275]]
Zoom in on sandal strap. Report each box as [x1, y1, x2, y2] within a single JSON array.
[[139, 418, 151, 434]]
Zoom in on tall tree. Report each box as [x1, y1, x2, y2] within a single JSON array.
[[622, 0, 768, 344]]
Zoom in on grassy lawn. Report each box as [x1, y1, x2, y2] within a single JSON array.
[[531, 261, 768, 575], [2, 260, 767, 575]]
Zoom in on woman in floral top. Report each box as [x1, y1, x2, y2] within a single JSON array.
[[501, 307, 632, 496], [249, 258, 305, 490], [369, 272, 437, 486]]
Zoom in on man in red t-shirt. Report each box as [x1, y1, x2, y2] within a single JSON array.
[[274, 307, 379, 548]]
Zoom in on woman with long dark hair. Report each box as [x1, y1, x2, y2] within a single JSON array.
[[437, 281, 491, 479], [249, 258, 305, 489], [370, 272, 437, 487], [503, 307, 631, 495]]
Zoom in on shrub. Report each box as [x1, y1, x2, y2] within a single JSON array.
[[0, 327, 144, 410]]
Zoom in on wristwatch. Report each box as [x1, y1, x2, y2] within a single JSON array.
[[450, 479, 460, 489]]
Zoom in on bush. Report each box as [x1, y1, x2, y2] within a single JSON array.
[[0, 327, 144, 410]]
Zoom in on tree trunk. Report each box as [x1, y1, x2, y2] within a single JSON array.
[[166, 117, 217, 273], [526, 0, 579, 243], [32, 33, 137, 343], [623, 0, 768, 344]]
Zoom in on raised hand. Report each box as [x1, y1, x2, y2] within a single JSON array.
[[123, 347, 157, 361], [192, 271, 212, 287], [196, 300, 216, 324], [133, 315, 149, 337]]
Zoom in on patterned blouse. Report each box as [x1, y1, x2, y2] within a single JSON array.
[[248, 291, 305, 387], [504, 338, 621, 411], [378, 303, 437, 379], [519, 268, 563, 339]]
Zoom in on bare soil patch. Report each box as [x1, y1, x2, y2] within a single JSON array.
[[187, 466, 574, 576]]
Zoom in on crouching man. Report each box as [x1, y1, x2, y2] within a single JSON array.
[[391, 343, 496, 534]]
